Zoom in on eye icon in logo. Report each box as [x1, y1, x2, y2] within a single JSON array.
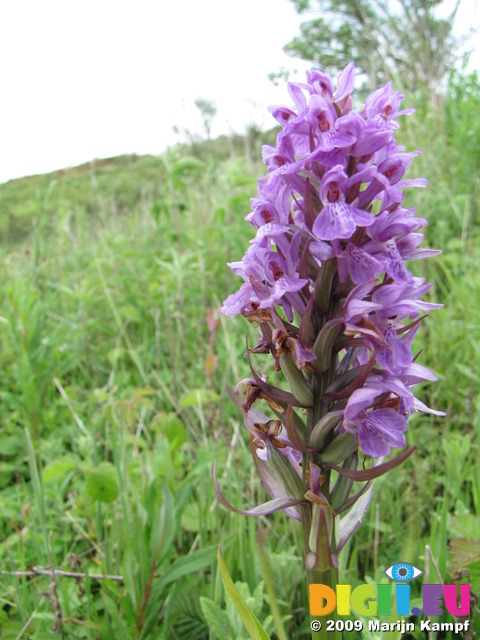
[[385, 562, 423, 582]]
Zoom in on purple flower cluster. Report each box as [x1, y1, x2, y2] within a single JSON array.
[[217, 63, 443, 562]]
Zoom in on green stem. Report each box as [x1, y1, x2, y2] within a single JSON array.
[[301, 507, 339, 640]]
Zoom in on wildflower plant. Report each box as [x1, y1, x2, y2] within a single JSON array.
[[216, 62, 443, 634]]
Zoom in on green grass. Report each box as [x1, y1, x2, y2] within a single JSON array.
[[0, 71, 480, 639]]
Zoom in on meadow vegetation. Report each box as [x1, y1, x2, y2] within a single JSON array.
[[0, 70, 479, 639]]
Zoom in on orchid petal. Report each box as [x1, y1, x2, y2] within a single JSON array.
[[214, 460, 304, 518], [338, 482, 375, 552]]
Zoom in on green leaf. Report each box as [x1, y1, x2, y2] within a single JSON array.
[[107, 347, 126, 365], [101, 592, 131, 640], [180, 502, 201, 533], [150, 482, 176, 560], [450, 514, 480, 539], [0, 435, 24, 457], [122, 555, 140, 614], [140, 546, 218, 638], [133, 386, 156, 397], [119, 304, 142, 322], [152, 412, 186, 451], [218, 546, 270, 640], [43, 457, 78, 482], [156, 545, 217, 593], [0, 462, 17, 474], [84, 462, 119, 503], [93, 388, 110, 402], [200, 597, 234, 639], [449, 537, 480, 574], [179, 388, 219, 409]]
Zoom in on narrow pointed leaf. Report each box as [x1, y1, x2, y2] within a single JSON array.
[[324, 365, 365, 395], [246, 346, 305, 407], [334, 479, 372, 515], [338, 482, 375, 552], [304, 178, 316, 231], [299, 237, 312, 281], [323, 351, 377, 400], [330, 452, 358, 512], [218, 546, 271, 640], [284, 404, 312, 452], [306, 506, 337, 572], [250, 439, 303, 521], [323, 446, 416, 480], [315, 258, 337, 313], [299, 292, 314, 345], [214, 460, 304, 517], [150, 481, 176, 561]]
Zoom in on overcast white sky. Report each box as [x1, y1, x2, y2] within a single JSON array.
[[0, 0, 478, 185]]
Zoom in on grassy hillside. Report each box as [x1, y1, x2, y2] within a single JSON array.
[[0, 129, 276, 248], [0, 72, 479, 639]]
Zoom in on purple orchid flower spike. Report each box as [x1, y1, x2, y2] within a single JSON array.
[[216, 62, 443, 603]]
